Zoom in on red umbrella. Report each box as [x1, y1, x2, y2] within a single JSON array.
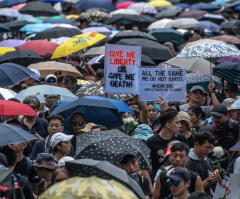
[[18, 40, 59, 56], [0, 100, 38, 116]]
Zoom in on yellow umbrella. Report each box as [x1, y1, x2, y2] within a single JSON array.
[[66, 14, 79, 19], [0, 47, 15, 56], [39, 176, 138, 199], [148, 1, 172, 7], [28, 61, 83, 78], [51, 32, 106, 59]]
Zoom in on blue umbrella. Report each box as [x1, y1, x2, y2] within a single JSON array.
[[20, 23, 53, 34], [198, 21, 220, 33], [0, 124, 38, 146], [149, 28, 184, 45], [186, 72, 221, 89], [17, 17, 43, 24], [191, 3, 220, 13], [15, 85, 77, 103], [50, 97, 123, 130], [212, 0, 227, 5], [0, 0, 26, 8], [75, 0, 115, 11], [0, 8, 24, 18], [0, 63, 34, 88], [43, 18, 77, 26]]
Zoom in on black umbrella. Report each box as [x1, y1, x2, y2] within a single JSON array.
[[5, 20, 33, 32], [155, 9, 179, 19], [19, 1, 59, 17], [104, 14, 156, 30], [75, 129, 150, 170], [0, 24, 10, 33], [108, 30, 157, 44], [65, 159, 145, 199], [116, 38, 173, 62], [32, 27, 82, 40], [0, 49, 42, 67]]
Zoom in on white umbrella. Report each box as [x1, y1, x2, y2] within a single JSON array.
[[147, 18, 173, 30], [110, 9, 139, 17], [50, 37, 71, 45], [0, 88, 17, 100], [168, 18, 199, 29]]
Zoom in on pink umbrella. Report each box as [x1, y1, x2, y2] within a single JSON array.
[[116, 1, 135, 9], [11, 3, 26, 11]]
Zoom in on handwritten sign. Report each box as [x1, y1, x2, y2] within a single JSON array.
[[138, 68, 186, 101], [104, 44, 141, 95]]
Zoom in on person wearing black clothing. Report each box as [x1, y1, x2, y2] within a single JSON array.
[[214, 82, 238, 103], [146, 109, 188, 182]]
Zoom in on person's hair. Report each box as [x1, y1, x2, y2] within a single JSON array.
[[63, 75, 77, 85], [22, 95, 40, 110], [71, 112, 85, 121], [120, 155, 139, 165], [128, 101, 141, 111], [91, 125, 107, 131], [171, 142, 189, 156], [47, 142, 62, 153], [42, 53, 52, 61], [0, 146, 17, 167], [95, 69, 104, 81], [195, 131, 214, 145], [8, 98, 21, 103], [47, 114, 64, 125], [188, 104, 206, 120], [183, 31, 193, 42], [6, 119, 22, 128], [159, 109, 179, 128], [51, 166, 69, 185], [168, 102, 180, 112], [171, 40, 179, 52], [68, 54, 81, 63], [189, 192, 211, 199]]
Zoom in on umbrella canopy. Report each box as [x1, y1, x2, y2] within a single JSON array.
[[82, 27, 112, 37], [0, 0, 26, 8], [0, 88, 16, 100], [50, 97, 123, 130], [191, 3, 220, 13], [83, 46, 105, 58], [65, 159, 145, 199], [20, 23, 53, 34], [210, 35, 240, 45], [75, 0, 115, 12], [43, 18, 76, 26], [147, 18, 173, 30], [18, 40, 59, 56], [75, 81, 135, 101], [19, 1, 59, 16], [198, 21, 220, 33], [186, 72, 221, 89], [213, 62, 240, 85], [200, 13, 225, 25], [17, 16, 43, 24], [0, 8, 23, 18], [50, 37, 71, 45], [51, 32, 106, 59], [216, 56, 240, 63], [155, 9, 179, 19], [32, 27, 82, 40], [75, 130, 150, 170], [168, 18, 199, 29], [165, 57, 215, 75], [0, 63, 34, 88], [0, 39, 25, 48], [0, 47, 15, 56], [127, 2, 157, 14], [177, 10, 206, 20], [177, 41, 240, 58], [16, 85, 77, 103], [148, 1, 172, 7], [39, 176, 138, 199], [149, 28, 184, 45], [115, 1, 135, 9], [0, 49, 42, 67], [28, 61, 83, 78], [5, 20, 33, 31], [0, 24, 10, 32], [116, 38, 173, 61], [0, 123, 38, 146], [0, 100, 38, 116], [108, 30, 157, 44], [110, 9, 139, 16]]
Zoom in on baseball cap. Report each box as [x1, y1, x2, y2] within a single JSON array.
[[45, 74, 57, 82], [190, 86, 207, 95], [133, 124, 153, 141], [222, 98, 238, 111], [33, 153, 56, 170], [224, 82, 238, 92], [178, 111, 192, 127], [211, 104, 228, 117], [58, 156, 75, 167], [30, 69, 41, 81], [167, 167, 190, 181], [50, 132, 73, 149]]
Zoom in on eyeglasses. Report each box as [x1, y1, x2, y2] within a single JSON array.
[[71, 121, 84, 126], [201, 145, 214, 151], [47, 79, 56, 83], [46, 96, 59, 100], [29, 106, 38, 110], [192, 91, 204, 95], [48, 124, 62, 128], [167, 179, 181, 187]]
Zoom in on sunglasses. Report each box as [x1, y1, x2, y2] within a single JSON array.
[[47, 79, 56, 83], [167, 179, 181, 187], [71, 121, 84, 126]]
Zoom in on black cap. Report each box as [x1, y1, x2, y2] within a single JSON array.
[[119, 151, 137, 164], [224, 82, 238, 92], [167, 167, 190, 181], [211, 104, 228, 117]]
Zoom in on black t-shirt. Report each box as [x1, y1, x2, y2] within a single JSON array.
[[130, 174, 151, 196], [146, 133, 188, 175], [187, 135, 195, 149]]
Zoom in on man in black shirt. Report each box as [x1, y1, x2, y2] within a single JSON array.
[[146, 109, 188, 181]]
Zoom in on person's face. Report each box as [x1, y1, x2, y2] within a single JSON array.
[[47, 119, 64, 136], [170, 150, 189, 167], [35, 167, 45, 178], [147, 104, 158, 121], [121, 159, 139, 175], [24, 78, 34, 87], [189, 90, 204, 103], [45, 96, 59, 108], [28, 101, 39, 115], [64, 82, 77, 93], [212, 114, 227, 127], [55, 170, 69, 183], [9, 142, 26, 153], [179, 121, 189, 132], [192, 32, 200, 41], [228, 109, 238, 120], [71, 114, 86, 133], [167, 115, 181, 134], [186, 93, 190, 103], [46, 78, 57, 86], [68, 59, 79, 67], [129, 104, 140, 113], [57, 141, 71, 155], [169, 179, 189, 197], [187, 110, 199, 124], [224, 89, 237, 99], [196, 141, 214, 159]]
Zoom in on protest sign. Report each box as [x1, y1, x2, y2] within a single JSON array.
[[230, 174, 240, 199], [138, 68, 186, 101], [213, 175, 231, 199], [104, 44, 141, 95]]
